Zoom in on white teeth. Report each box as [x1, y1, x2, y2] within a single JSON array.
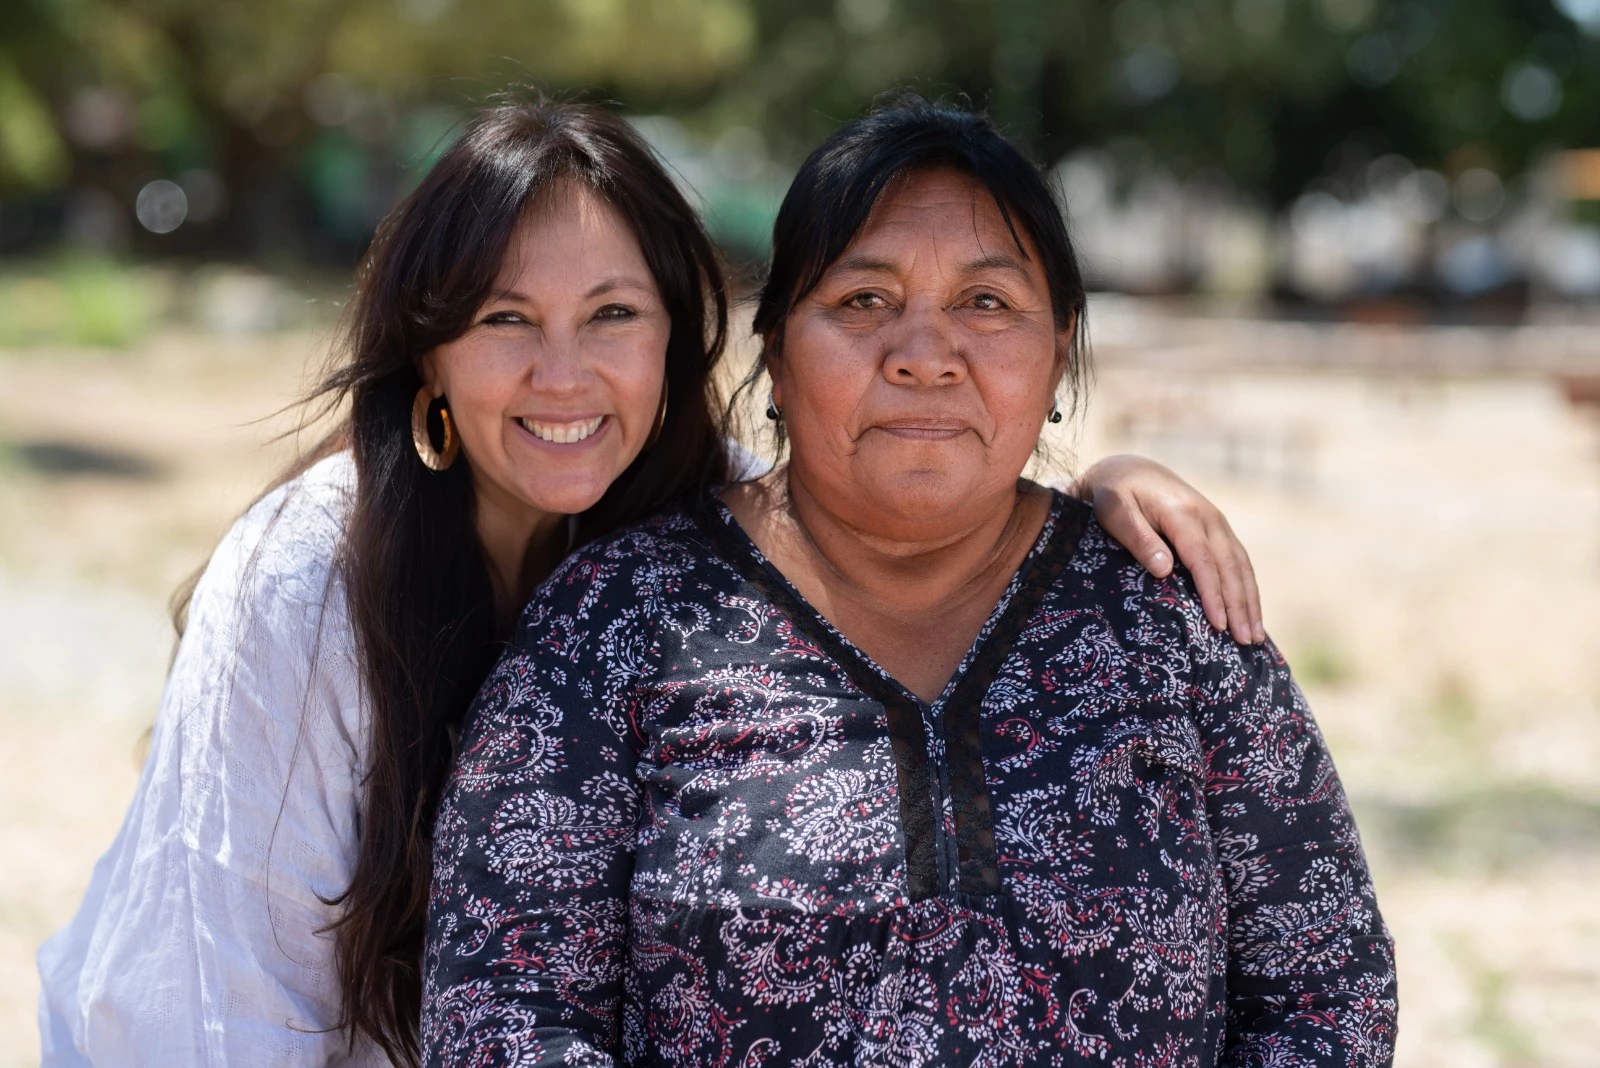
[[520, 415, 604, 444]]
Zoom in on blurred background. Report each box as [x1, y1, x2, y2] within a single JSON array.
[[2, 0, 1598, 1064]]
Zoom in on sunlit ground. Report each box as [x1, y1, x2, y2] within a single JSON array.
[[1, 300, 1597, 1066]]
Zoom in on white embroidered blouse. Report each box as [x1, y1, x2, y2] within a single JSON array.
[[37, 452, 386, 1066]]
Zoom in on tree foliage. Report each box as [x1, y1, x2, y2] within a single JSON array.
[[2, 0, 1597, 253]]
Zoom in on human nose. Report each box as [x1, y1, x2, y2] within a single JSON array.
[[882, 303, 966, 387], [526, 331, 584, 395]]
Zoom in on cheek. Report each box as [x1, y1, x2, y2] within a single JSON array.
[[782, 324, 876, 423], [979, 331, 1057, 400], [444, 354, 523, 447], [985, 366, 1053, 420], [604, 330, 670, 429]]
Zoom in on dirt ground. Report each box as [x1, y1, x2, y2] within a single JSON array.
[[2, 305, 1598, 1066]]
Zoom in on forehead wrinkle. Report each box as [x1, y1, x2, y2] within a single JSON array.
[[956, 253, 1034, 282], [945, 168, 1035, 273], [487, 284, 533, 304], [925, 185, 1027, 288], [495, 181, 656, 305], [828, 171, 1021, 287], [489, 273, 655, 310], [827, 253, 899, 277], [961, 179, 1018, 264]]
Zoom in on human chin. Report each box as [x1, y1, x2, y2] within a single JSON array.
[[509, 438, 633, 509], [851, 429, 982, 486], [845, 453, 981, 522], [515, 466, 622, 516]]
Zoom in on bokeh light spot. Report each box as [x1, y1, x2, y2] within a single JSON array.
[[134, 179, 187, 234], [1501, 62, 1563, 121]]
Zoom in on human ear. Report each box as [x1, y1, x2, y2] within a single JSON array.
[[419, 349, 445, 397], [761, 337, 785, 410], [1053, 310, 1077, 370]]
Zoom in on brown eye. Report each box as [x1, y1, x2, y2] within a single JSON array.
[[482, 311, 526, 326], [971, 292, 1006, 310], [845, 291, 886, 310], [594, 304, 636, 321]]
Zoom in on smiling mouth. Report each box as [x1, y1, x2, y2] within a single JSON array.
[[516, 415, 606, 444]]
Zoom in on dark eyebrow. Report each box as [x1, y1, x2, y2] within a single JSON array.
[[583, 276, 654, 300], [486, 277, 654, 303], [824, 254, 899, 276], [823, 252, 1035, 283], [957, 253, 1034, 279]]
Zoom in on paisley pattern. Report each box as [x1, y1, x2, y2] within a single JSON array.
[[423, 492, 1397, 1067]]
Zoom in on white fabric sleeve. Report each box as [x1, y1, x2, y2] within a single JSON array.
[[37, 464, 384, 1067], [724, 437, 771, 481]]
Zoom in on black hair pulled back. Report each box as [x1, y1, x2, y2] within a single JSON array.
[[745, 93, 1089, 445]]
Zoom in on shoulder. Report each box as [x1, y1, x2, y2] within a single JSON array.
[[464, 510, 716, 764], [1054, 505, 1220, 657], [156, 454, 365, 879], [1062, 506, 1275, 703], [197, 451, 355, 620], [487, 506, 728, 717], [517, 505, 722, 634], [175, 451, 359, 711]]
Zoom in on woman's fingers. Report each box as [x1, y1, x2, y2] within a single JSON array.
[[1193, 518, 1264, 645], [1094, 490, 1175, 578], [1071, 455, 1267, 642], [1166, 520, 1230, 634], [1214, 529, 1256, 645], [1233, 540, 1266, 644], [1175, 515, 1266, 644]]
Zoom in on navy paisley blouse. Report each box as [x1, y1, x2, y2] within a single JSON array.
[[423, 492, 1397, 1067]]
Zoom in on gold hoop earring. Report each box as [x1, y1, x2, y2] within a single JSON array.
[[411, 387, 459, 471], [644, 380, 668, 450]]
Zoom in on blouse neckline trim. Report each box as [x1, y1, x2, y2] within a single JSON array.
[[697, 486, 1085, 713]]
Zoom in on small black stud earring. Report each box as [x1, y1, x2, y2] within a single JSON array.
[[766, 393, 781, 421], [1048, 402, 1063, 424]]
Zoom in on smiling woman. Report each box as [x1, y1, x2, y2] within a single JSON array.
[[418, 183, 678, 621]]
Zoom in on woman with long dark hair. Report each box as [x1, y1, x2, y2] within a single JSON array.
[[40, 96, 1265, 1067]]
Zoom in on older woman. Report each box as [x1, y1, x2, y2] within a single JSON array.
[[422, 98, 1396, 1067]]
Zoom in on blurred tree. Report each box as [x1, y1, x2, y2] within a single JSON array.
[[0, 0, 69, 189], [3, 0, 755, 255], [2, 0, 1598, 255], [705, 0, 1600, 205]]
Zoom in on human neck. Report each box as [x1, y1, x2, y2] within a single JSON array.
[[774, 466, 1045, 618], [473, 488, 568, 632], [725, 465, 1050, 704]]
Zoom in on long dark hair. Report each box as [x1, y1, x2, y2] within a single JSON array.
[[745, 93, 1089, 444], [179, 95, 730, 1064]]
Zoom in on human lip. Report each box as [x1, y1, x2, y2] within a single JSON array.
[[514, 415, 606, 444], [872, 418, 971, 439]]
